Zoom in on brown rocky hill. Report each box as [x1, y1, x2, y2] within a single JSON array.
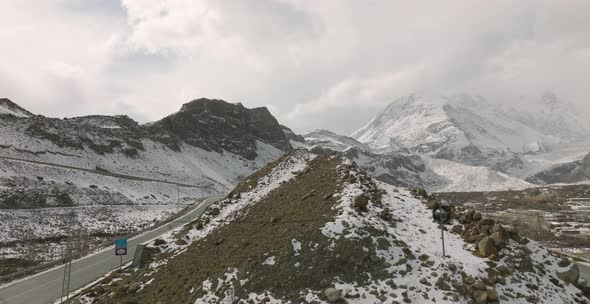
[[72, 150, 587, 304]]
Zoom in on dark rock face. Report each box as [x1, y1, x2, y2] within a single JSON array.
[[281, 125, 305, 143], [527, 152, 590, 184], [2, 98, 292, 160], [147, 99, 291, 159], [22, 115, 148, 155]]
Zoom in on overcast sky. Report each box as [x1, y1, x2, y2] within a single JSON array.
[[1, 0, 589, 134]]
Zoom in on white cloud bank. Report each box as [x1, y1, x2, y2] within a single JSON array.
[[1, 0, 589, 134]]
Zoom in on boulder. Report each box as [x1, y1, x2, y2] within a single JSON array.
[[490, 229, 509, 248], [324, 288, 342, 302], [473, 290, 488, 304], [491, 223, 505, 234], [478, 237, 497, 257], [127, 283, 141, 293], [452, 225, 464, 234], [352, 195, 369, 211], [487, 288, 499, 301], [557, 264, 580, 285], [473, 212, 482, 221]]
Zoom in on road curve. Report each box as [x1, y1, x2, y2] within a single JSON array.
[[0, 196, 220, 304], [579, 261, 590, 283]]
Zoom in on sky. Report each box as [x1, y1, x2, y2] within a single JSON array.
[[1, 0, 589, 135]]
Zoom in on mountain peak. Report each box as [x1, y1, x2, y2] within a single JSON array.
[[0, 98, 33, 117], [149, 98, 291, 159]]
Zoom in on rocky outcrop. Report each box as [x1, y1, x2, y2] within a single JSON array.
[[1, 98, 292, 160], [148, 98, 291, 159]]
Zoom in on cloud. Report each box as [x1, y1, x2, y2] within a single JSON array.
[[1, 0, 589, 135]]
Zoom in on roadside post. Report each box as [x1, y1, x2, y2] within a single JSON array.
[[114, 238, 128, 270], [433, 204, 452, 257]]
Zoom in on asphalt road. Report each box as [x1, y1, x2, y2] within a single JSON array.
[[0, 197, 220, 304], [579, 261, 590, 282]]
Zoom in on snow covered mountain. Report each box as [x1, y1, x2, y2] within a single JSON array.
[[289, 93, 590, 192], [527, 152, 590, 185], [352, 93, 589, 174], [298, 129, 535, 192], [300, 129, 445, 190], [0, 98, 291, 263]]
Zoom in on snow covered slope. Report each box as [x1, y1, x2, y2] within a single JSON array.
[[527, 152, 590, 185], [0, 98, 291, 265], [426, 158, 533, 192], [301, 129, 445, 190], [70, 150, 588, 304], [352, 93, 589, 175]]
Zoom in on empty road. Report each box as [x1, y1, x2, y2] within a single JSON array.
[[0, 196, 220, 304]]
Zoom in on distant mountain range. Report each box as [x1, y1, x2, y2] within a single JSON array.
[[293, 92, 590, 192], [0, 98, 292, 210]]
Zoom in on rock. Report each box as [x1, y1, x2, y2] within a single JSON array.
[[481, 218, 494, 226], [487, 288, 499, 301], [558, 258, 571, 268], [467, 234, 481, 244], [491, 223, 504, 233], [451, 225, 463, 234], [557, 264, 580, 285], [472, 212, 482, 221], [459, 214, 469, 224], [418, 254, 430, 262], [174, 239, 187, 246], [473, 290, 488, 304], [472, 280, 486, 291], [324, 288, 342, 302], [490, 229, 509, 248], [323, 193, 333, 200], [153, 239, 166, 246], [380, 209, 391, 221], [127, 283, 141, 293], [352, 195, 369, 211], [478, 237, 497, 257], [577, 277, 588, 288], [426, 200, 439, 209]]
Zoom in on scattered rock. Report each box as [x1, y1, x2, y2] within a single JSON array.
[[490, 229, 509, 248], [478, 237, 497, 257], [352, 195, 369, 212], [451, 225, 463, 234], [127, 283, 141, 293], [324, 288, 342, 302], [472, 290, 488, 304], [153, 239, 166, 246]]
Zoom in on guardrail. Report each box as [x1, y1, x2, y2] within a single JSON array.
[[0, 196, 221, 284]]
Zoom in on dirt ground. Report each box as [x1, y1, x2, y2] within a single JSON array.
[[85, 153, 390, 304]]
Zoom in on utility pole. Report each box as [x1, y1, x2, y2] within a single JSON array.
[[60, 244, 72, 303]]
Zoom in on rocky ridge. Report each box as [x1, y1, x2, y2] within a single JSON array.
[[527, 152, 590, 185], [68, 150, 587, 304]]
